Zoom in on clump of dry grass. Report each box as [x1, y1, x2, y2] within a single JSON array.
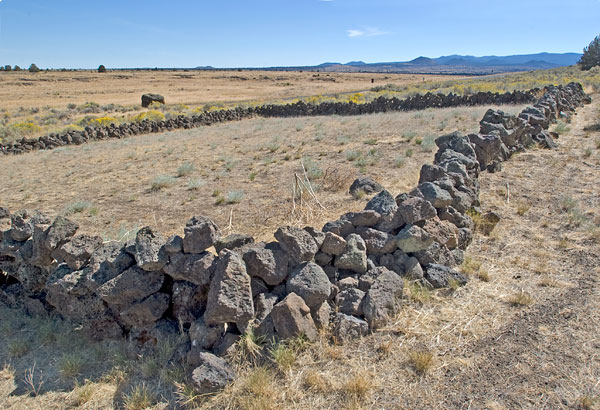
[[7, 339, 31, 358], [341, 372, 375, 400], [150, 175, 176, 191], [405, 281, 432, 304], [69, 381, 96, 406], [269, 342, 297, 372], [122, 384, 155, 410], [408, 350, 434, 375], [59, 352, 86, 379], [302, 370, 331, 393], [516, 201, 531, 216], [460, 256, 490, 282], [579, 395, 598, 409], [508, 291, 534, 307]]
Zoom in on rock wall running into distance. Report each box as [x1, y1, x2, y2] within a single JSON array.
[[0, 88, 538, 156], [0, 82, 590, 393]]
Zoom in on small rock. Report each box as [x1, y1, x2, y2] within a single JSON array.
[[255, 292, 278, 323], [214, 234, 254, 253], [341, 210, 381, 227], [321, 232, 346, 255], [164, 252, 215, 287], [304, 227, 326, 248], [212, 332, 240, 357], [361, 267, 403, 329], [10, 210, 51, 242], [349, 176, 383, 196], [251, 277, 269, 298], [141, 93, 165, 108], [334, 234, 367, 274], [322, 219, 354, 238], [44, 216, 79, 250], [356, 227, 397, 255], [425, 264, 468, 289], [476, 211, 501, 236], [271, 293, 318, 341], [286, 262, 332, 308], [314, 252, 332, 266], [333, 313, 369, 342], [172, 280, 208, 325], [365, 190, 401, 232], [336, 288, 365, 316], [396, 225, 434, 253], [134, 226, 167, 272], [421, 217, 460, 250], [54, 234, 103, 270], [97, 265, 165, 308], [119, 293, 171, 328], [183, 216, 220, 254], [204, 250, 254, 326], [311, 301, 331, 329], [163, 235, 183, 254], [337, 276, 359, 291], [191, 352, 235, 394], [274, 226, 318, 265], [189, 317, 225, 351], [242, 243, 289, 286], [0, 207, 9, 220], [396, 196, 437, 224], [417, 183, 453, 208]]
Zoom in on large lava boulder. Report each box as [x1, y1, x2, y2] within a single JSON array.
[[141, 93, 165, 108]]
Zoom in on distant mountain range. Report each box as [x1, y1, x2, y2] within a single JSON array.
[[197, 52, 582, 75]]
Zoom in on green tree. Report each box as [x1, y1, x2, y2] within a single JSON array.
[[578, 34, 600, 71], [13, 65, 21, 71], [4, 65, 11, 71], [98, 64, 107, 73], [28, 63, 40, 73]]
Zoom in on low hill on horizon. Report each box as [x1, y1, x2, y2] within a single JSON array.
[[199, 52, 582, 75]]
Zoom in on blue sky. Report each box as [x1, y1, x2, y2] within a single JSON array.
[[0, 0, 598, 68]]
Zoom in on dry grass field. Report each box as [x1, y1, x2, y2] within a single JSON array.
[[0, 95, 598, 409], [0, 104, 526, 242], [0, 70, 463, 111]]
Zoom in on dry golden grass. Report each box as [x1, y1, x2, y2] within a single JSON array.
[[0, 70, 464, 112], [0, 104, 525, 242]]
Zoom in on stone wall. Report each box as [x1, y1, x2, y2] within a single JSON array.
[[0, 89, 538, 156], [0, 82, 590, 393]]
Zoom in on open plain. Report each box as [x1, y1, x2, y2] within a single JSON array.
[[0, 71, 466, 111]]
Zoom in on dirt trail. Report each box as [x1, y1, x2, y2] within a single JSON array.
[[434, 99, 600, 409]]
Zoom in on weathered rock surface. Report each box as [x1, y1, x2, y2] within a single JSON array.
[[141, 93, 165, 108], [97, 265, 164, 308], [396, 225, 434, 253], [361, 267, 403, 329], [425, 264, 468, 289], [164, 252, 215, 286], [204, 250, 254, 326], [242, 243, 289, 286], [333, 313, 369, 341], [274, 226, 318, 264], [335, 234, 368, 274], [271, 293, 318, 341], [349, 176, 383, 196], [191, 352, 235, 394], [183, 216, 220, 254], [286, 262, 331, 308], [134, 227, 167, 272]]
